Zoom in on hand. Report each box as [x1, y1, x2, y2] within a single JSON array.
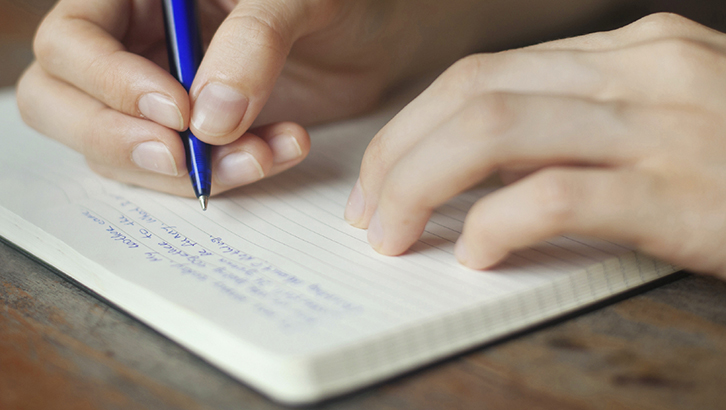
[[15, 0, 515, 196], [345, 13, 726, 279], [16, 0, 622, 197]]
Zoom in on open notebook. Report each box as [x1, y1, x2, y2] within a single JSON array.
[[0, 89, 677, 404]]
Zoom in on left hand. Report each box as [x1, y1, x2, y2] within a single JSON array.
[[344, 13, 726, 279]]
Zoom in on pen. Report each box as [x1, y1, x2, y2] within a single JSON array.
[[162, 0, 212, 211]]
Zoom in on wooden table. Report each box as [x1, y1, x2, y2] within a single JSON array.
[[3, 1, 726, 409]]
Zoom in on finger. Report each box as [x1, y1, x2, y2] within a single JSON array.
[[87, 160, 196, 197], [365, 93, 666, 256], [189, 0, 339, 144], [212, 122, 310, 188], [351, 50, 614, 228], [347, 49, 626, 229], [86, 138, 267, 197], [259, 122, 311, 176], [17, 62, 186, 175], [455, 168, 649, 269], [34, 0, 188, 130], [453, 165, 726, 273], [348, 31, 726, 228], [345, 74, 465, 227], [88, 122, 310, 196], [18, 61, 310, 197]]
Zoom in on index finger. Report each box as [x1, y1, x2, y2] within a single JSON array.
[[34, 0, 189, 130]]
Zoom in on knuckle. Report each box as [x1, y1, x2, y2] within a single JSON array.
[[224, 12, 291, 58], [628, 12, 693, 37], [15, 68, 37, 128], [439, 54, 485, 96], [663, 36, 714, 58], [15, 63, 55, 134], [469, 93, 516, 138], [80, 111, 106, 160], [530, 169, 580, 226], [380, 177, 409, 206], [82, 108, 125, 165], [377, 163, 434, 218], [359, 131, 390, 178], [378, 175, 427, 221], [465, 198, 495, 233], [450, 93, 516, 149], [649, 38, 720, 74], [73, 46, 137, 113], [32, 19, 56, 64]]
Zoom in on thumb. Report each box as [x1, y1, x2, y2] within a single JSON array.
[[189, 0, 338, 144]]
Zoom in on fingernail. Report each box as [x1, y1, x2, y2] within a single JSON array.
[[138, 93, 183, 130], [131, 141, 178, 176], [454, 238, 469, 265], [367, 211, 384, 250], [216, 151, 264, 186], [268, 133, 302, 164], [344, 179, 365, 224], [191, 83, 248, 136]]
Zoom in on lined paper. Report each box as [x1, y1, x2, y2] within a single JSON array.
[[0, 89, 678, 403]]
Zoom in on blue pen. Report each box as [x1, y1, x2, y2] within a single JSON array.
[[162, 0, 212, 210]]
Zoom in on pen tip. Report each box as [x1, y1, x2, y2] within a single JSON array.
[[199, 195, 209, 211]]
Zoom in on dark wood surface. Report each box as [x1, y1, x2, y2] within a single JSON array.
[[6, 238, 726, 410], [3, 1, 726, 409]]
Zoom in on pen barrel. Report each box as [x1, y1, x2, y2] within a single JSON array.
[[163, 0, 212, 200], [182, 129, 212, 198], [163, 0, 204, 90]]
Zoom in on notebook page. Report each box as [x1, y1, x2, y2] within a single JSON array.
[[0, 89, 678, 402]]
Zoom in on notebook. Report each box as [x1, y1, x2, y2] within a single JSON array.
[[0, 88, 678, 404]]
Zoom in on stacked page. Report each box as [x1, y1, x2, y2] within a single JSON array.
[[0, 89, 677, 403]]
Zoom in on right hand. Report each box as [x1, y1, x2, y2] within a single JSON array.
[[15, 0, 490, 196]]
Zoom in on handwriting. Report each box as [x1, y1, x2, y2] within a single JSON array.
[[81, 199, 364, 331], [104, 225, 139, 249]]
